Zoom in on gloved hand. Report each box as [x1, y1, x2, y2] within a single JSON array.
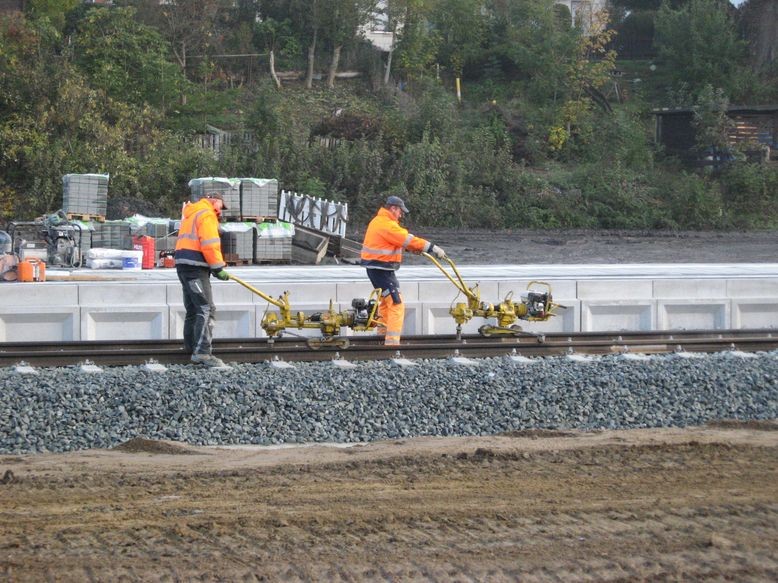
[[431, 244, 447, 259], [213, 268, 230, 281]]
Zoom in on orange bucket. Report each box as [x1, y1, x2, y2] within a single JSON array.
[[18, 258, 46, 282], [159, 250, 175, 268]]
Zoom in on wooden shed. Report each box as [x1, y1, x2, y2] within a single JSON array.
[[652, 105, 778, 163], [0, 0, 25, 13]]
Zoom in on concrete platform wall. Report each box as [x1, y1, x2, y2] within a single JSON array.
[[0, 266, 777, 342]]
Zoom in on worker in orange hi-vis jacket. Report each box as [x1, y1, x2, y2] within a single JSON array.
[[360, 196, 446, 346], [175, 192, 231, 368]]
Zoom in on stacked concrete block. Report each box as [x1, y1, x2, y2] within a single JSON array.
[[148, 220, 179, 253], [188, 177, 241, 220], [62, 174, 109, 217], [138, 222, 169, 239], [254, 221, 294, 263], [220, 229, 255, 263], [239, 178, 278, 220], [92, 221, 133, 250], [254, 238, 292, 262], [156, 236, 178, 254], [138, 221, 176, 252], [77, 227, 92, 256]]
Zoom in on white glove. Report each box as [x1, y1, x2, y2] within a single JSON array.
[[431, 244, 446, 259]]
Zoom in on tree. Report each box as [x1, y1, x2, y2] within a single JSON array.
[[303, 0, 322, 88], [393, 0, 439, 82], [258, 0, 320, 88], [549, 9, 617, 154], [483, 0, 578, 102], [140, 0, 227, 103], [611, 0, 689, 8], [381, 0, 405, 85], [253, 17, 299, 89], [0, 13, 60, 119], [25, 0, 80, 31], [321, 0, 377, 89], [73, 7, 185, 108], [428, 0, 487, 83], [691, 84, 732, 157], [739, 0, 778, 75], [654, 0, 751, 101]]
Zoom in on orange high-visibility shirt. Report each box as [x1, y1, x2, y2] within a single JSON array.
[[174, 199, 226, 269], [360, 207, 431, 270]]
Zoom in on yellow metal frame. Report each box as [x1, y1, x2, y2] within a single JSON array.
[[228, 258, 560, 341], [228, 273, 381, 339], [422, 252, 561, 330]]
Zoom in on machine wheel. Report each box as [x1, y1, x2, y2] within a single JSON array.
[[306, 336, 350, 350], [479, 324, 524, 337], [306, 337, 323, 350], [478, 324, 494, 337]]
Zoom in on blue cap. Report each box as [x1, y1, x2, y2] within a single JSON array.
[[385, 195, 409, 213]]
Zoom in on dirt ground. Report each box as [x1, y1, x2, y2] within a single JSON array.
[[397, 229, 778, 264], [1, 422, 777, 582]]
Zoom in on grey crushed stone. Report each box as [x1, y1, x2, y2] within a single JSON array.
[[1, 351, 777, 454]]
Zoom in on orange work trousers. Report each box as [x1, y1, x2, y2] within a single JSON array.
[[367, 268, 405, 346], [376, 292, 405, 346]]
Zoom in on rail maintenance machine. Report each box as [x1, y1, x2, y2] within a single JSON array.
[[228, 252, 564, 349]]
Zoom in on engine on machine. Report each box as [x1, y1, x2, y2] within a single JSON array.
[[350, 297, 379, 328], [8, 211, 84, 268]]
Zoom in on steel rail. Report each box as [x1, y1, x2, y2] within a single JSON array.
[[1, 329, 777, 368]]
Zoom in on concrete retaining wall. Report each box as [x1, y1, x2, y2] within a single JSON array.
[[1, 264, 777, 342]]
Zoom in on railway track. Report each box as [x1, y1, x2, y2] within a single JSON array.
[[1, 329, 777, 368]]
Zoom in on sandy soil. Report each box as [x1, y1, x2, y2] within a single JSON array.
[[1, 422, 777, 582]]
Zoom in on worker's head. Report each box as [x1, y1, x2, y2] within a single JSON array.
[[205, 192, 228, 212], [384, 195, 409, 219]]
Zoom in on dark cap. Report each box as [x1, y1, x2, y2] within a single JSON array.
[[385, 195, 409, 213], [205, 192, 228, 209]]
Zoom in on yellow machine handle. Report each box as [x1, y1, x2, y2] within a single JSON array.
[[227, 273, 287, 310], [421, 252, 478, 301]]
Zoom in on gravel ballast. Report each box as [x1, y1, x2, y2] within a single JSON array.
[[1, 352, 777, 454]]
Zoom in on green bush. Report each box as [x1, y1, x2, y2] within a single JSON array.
[[719, 163, 778, 227], [571, 163, 656, 229]]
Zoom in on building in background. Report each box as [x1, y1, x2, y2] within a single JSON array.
[[0, 0, 25, 14]]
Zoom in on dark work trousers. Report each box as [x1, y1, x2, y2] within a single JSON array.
[[366, 268, 402, 304], [177, 265, 215, 356]]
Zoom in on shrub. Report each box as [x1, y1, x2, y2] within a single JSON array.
[[659, 169, 723, 229], [719, 163, 778, 227]]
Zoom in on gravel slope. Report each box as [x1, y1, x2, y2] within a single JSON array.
[[2, 351, 777, 454]]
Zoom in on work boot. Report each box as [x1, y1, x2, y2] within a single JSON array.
[[191, 354, 228, 368]]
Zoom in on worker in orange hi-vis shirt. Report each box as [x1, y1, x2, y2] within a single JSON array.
[[360, 196, 446, 346], [175, 192, 231, 368]]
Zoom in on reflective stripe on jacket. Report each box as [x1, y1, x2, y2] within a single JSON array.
[[174, 199, 226, 269], [360, 207, 431, 271]]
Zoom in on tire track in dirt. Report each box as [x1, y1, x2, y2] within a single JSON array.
[[1, 431, 776, 581]]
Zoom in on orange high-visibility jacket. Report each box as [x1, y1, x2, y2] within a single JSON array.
[[174, 199, 226, 269], [361, 207, 432, 270]]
